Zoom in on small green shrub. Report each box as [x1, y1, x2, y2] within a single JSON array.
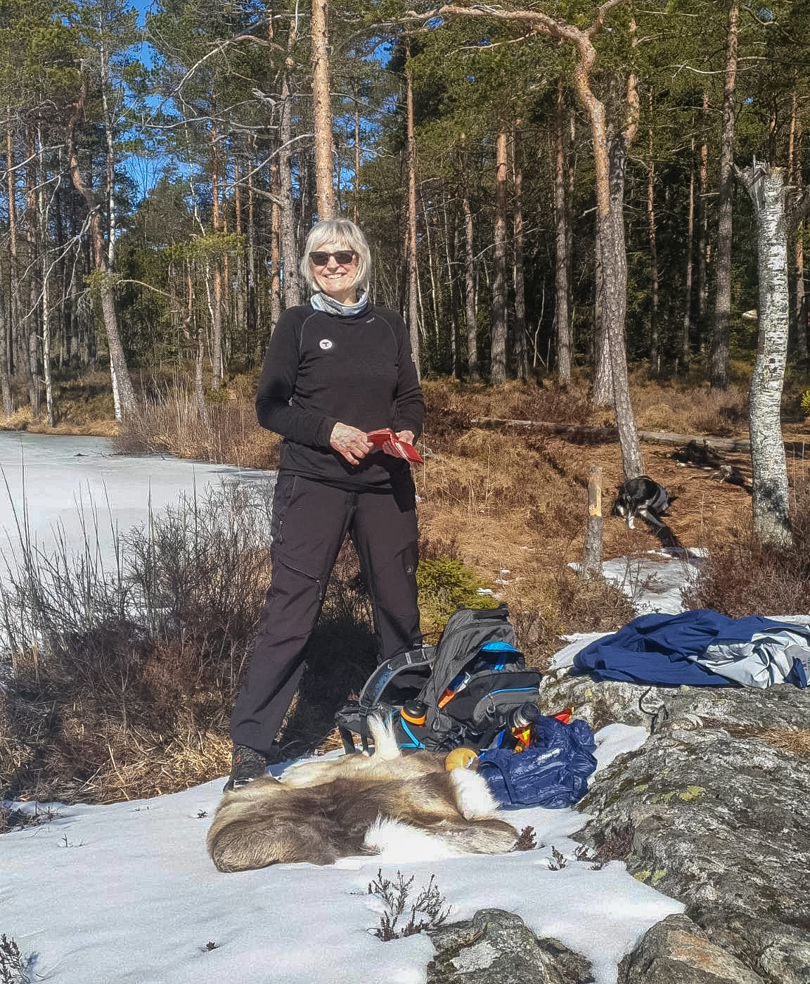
[[416, 557, 498, 636], [801, 388, 810, 417]]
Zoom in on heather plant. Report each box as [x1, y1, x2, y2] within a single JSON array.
[[0, 936, 35, 984], [367, 870, 450, 941], [683, 486, 810, 617]]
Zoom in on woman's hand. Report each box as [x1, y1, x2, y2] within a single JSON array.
[[330, 422, 372, 465], [382, 430, 415, 457]]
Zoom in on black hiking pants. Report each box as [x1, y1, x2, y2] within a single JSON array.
[[230, 472, 422, 756]]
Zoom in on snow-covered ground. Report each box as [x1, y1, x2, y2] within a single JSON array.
[[2, 724, 679, 984], [2, 444, 696, 984]]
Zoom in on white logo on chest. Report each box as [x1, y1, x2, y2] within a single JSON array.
[[319, 339, 334, 350]]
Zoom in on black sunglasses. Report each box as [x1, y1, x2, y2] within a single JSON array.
[[309, 250, 356, 267]]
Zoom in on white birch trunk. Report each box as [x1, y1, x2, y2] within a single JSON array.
[[736, 162, 792, 547]]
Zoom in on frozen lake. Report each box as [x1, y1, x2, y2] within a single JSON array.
[[0, 432, 273, 570]]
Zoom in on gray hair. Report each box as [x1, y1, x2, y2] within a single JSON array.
[[300, 218, 371, 295]]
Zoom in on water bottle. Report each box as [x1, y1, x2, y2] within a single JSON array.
[[400, 699, 427, 726], [506, 702, 540, 750]]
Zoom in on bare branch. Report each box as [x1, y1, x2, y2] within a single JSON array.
[[403, 5, 574, 44], [589, 0, 633, 39]]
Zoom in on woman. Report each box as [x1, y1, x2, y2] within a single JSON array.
[[226, 218, 425, 789]]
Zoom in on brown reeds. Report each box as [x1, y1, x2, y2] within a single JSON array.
[[113, 376, 280, 470]]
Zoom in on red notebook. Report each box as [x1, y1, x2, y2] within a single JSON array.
[[367, 429, 424, 464]]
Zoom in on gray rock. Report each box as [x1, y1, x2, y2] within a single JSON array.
[[426, 908, 594, 984], [619, 913, 767, 983], [541, 674, 810, 984]]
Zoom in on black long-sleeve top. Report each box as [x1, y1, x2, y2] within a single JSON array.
[[255, 304, 425, 489]]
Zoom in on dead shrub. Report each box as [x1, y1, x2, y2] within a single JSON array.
[[0, 803, 61, 835], [684, 489, 810, 617], [629, 373, 749, 437], [0, 483, 275, 802], [590, 821, 636, 863], [114, 381, 279, 470]]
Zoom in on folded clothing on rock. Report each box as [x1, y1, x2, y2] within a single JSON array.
[[573, 609, 810, 688]]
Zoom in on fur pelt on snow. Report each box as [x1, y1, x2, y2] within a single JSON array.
[[207, 718, 518, 872]]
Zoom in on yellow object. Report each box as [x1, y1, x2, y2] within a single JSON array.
[[445, 747, 478, 771]]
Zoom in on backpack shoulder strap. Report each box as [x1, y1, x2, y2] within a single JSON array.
[[357, 645, 436, 711]]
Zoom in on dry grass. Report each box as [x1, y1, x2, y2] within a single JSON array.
[[754, 728, 810, 757], [630, 375, 749, 437], [0, 406, 35, 431], [26, 420, 121, 437]]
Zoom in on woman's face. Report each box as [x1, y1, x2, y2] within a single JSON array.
[[309, 240, 359, 304]]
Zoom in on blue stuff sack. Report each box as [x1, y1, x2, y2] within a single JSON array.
[[477, 716, 598, 809]]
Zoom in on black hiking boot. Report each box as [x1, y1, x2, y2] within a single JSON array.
[[223, 744, 269, 792]]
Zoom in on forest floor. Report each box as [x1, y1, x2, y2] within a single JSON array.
[[3, 367, 810, 803]]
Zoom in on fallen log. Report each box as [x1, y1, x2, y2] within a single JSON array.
[[470, 417, 809, 457], [470, 417, 618, 442]]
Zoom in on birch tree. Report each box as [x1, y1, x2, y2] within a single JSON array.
[[67, 78, 137, 419], [736, 161, 810, 547]]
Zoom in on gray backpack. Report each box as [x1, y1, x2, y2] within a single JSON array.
[[335, 604, 541, 754]]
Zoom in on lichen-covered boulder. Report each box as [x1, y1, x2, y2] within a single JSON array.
[[619, 913, 767, 983], [426, 908, 594, 984], [540, 673, 810, 984]]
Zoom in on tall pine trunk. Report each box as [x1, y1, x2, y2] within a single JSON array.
[[6, 121, 20, 381], [711, 1, 740, 390], [584, 71, 643, 478], [462, 172, 479, 382], [25, 126, 40, 417], [405, 44, 420, 376], [696, 93, 710, 338], [490, 128, 508, 385], [647, 91, 659, 375], [279, 78, 301, 307], [512, 120, 529, 381], [554, 78, 572, 382], [682, 139, 696, 369], [311, 0, 334, 219], [37, 126, 54, 426], [210, 117, 223, 390]]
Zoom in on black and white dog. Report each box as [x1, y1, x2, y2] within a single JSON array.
[[611, 476, 675, 531]]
